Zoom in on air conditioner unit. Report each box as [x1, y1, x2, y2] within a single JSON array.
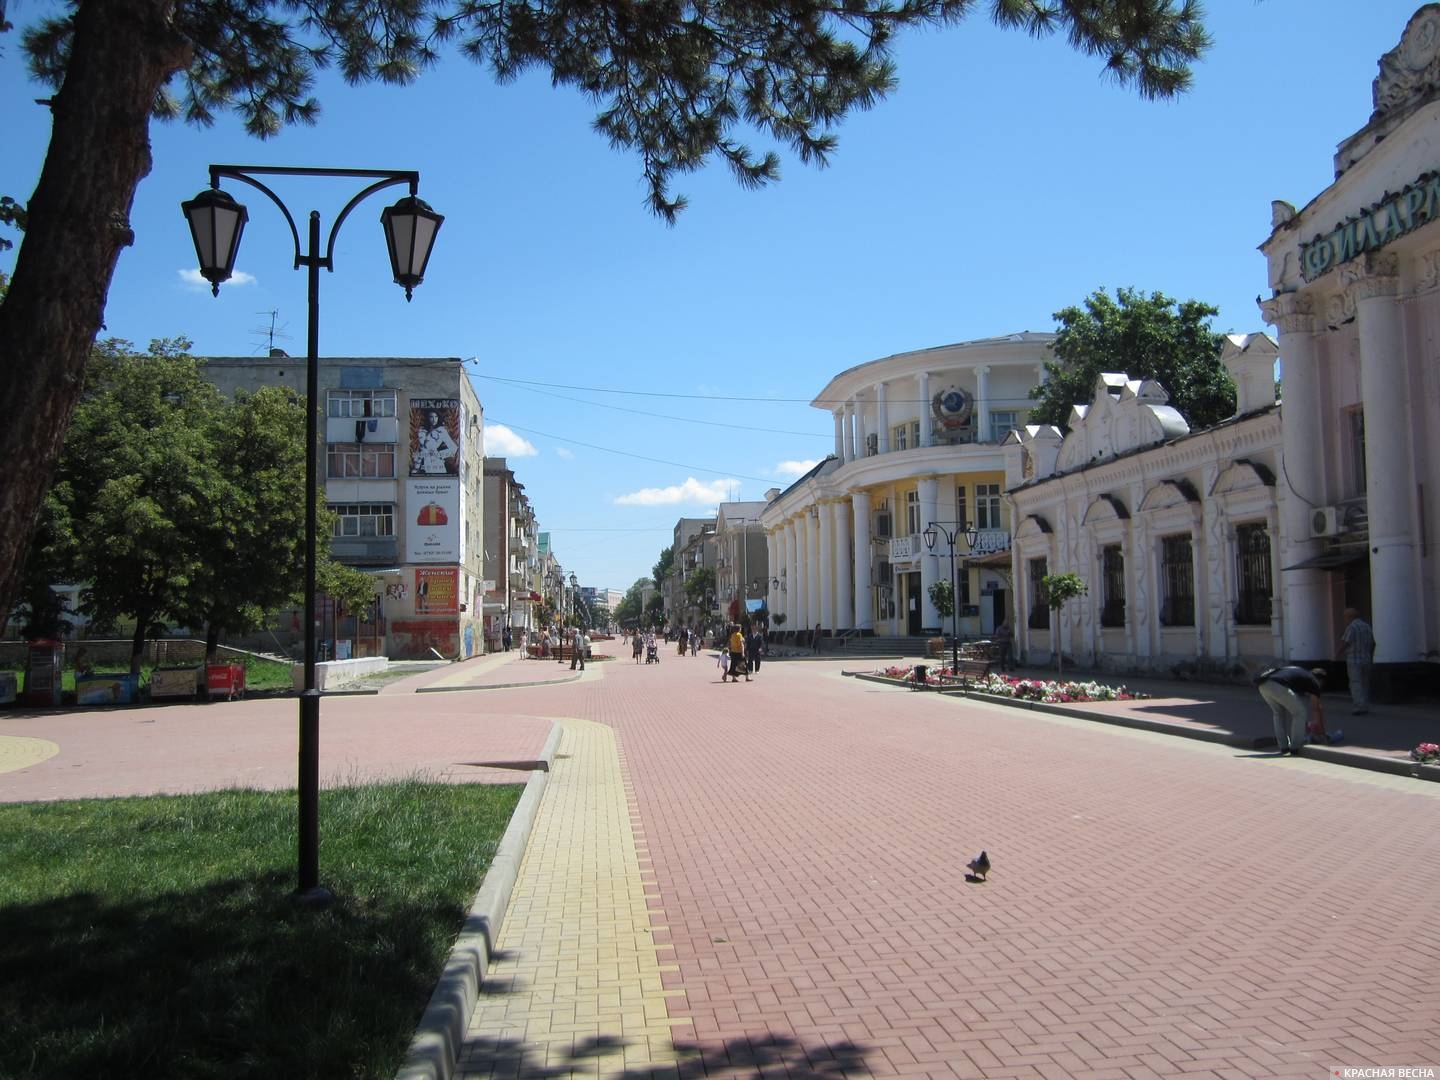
[[865, 433, 878, 456], [875, 512, 892, 539], [1310, 506, 1347, 538]]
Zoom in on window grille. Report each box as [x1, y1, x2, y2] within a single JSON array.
[[1100, 544, 1125, 627], [1028, 556, 1049, 629], [1159, 533, 1195, 626], [1234, 523, 1273, 625]]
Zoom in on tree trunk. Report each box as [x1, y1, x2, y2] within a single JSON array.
[[205, 622, 221, 665], [0, 2, 190, 619], [130, 615, 151, 679]]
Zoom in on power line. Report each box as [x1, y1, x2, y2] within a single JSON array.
[[473, 368, 1038, 407], [487, 418, 783, 483], [480, 375, 827, 437]]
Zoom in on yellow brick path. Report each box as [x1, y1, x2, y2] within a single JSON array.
[[458, 718, 689, 1077], [0, 735, 59, 775]]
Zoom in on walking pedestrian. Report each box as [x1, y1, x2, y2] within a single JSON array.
[[728, 624, 749, 682], [1335, 608, 1376, 715], [813, 622, 823, 655], [1254, 665, 1329, 755], [571, 628, 588, 671], [632, 631, 644, 664], [690, 629, 698, 657], [746, 625, 765, 674], [502, 626, 512, 652]]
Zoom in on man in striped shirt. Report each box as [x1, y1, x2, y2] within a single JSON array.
[[1336, 608, 1376, 715]]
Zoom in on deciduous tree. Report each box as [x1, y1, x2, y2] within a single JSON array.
[[1028, 286, 1233, 432]]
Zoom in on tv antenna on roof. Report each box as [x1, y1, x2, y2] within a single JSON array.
[[251, 310, 292, 355]]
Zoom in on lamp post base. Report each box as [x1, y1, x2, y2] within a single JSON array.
[[291, 884, 335, 910]]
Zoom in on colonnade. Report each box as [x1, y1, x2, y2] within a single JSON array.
[[765, 495, 877, 634], [1261, 253, 1421, 663]]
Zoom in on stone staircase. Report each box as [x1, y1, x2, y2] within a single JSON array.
[[818, 634, 931, 659]]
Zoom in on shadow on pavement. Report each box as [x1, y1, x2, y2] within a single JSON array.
[[464, 1032, 872, 1077]]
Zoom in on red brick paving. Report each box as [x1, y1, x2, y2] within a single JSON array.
[[4, 645, 1438, 1077]]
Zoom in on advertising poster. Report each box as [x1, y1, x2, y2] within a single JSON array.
[[406, 477, 461, 562], [409, 398, 461, 476], [415, 567, 459, 615]]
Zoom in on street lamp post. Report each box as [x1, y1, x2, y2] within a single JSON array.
[[924, 521, 980, 677], [183, 166, 442, 904]]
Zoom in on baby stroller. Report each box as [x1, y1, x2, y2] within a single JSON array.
[[645, 641, 659, 664]]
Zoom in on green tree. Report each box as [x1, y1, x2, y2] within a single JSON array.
[[928, 579, 955, 622], [683, 566, 716, 606], [651, 546, 675, 591], [0, 2, 1211, 620], [174, 384, 309, 660], [1028, 287, 1234, 432], [613, 577, 650, 628], [1040, 571, 1088, 675], [644, 593, 667, 629], [56, 338, 226, 675]]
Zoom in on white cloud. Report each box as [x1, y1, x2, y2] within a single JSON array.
[[614, 477, 734, 506], [555, 447, 574, 459], [774, 459, 819, 478], [178, 267, 256, 289], [483, 423, 538, 457]]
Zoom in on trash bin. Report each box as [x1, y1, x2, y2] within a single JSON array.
[[912, 664, 928, 688]]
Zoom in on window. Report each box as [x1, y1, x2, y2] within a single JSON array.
[[1159, 534, 1195, 626], [1100, 544, 1125, 627], [327, 442, 396, 479], [1028, 556, 1049, 629], [905, 490, 920, 535], [327, 389, 397, 419], [975, 484, 1002, 530], [892, 423, 909, 451], [1234, 523, 1273, 625], [330, 503, 395, 538], [955, 486, 969, 530], [990, 411, 1018, 440], [910, 420, 922, 449]]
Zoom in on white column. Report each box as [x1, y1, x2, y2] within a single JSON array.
[[765, 529, 779, 620], [833, 411, 845, 462], [818, 501, 834, 631], [1347, 255, 1421, 663], [918, 372, 932, 448], [1260, 292, 1328, 660], [851, 490, 873, 631], [834, 499, 854, 630], [975, 365, 991, 443], [918, 476, 940, 631], [875, 383, 890, 453], [855, 392, 868, 460], [786, 518, 800, 629], [807, 509, 823, 631]]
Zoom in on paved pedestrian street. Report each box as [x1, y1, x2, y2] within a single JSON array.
[[4, 647, 1438, 1078], [459, 651, 1440, 1078]]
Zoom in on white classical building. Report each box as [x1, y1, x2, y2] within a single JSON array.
[[1257, 4, 1440, 692], [1005, 336, 1283, 675], [761, 333, 1054, 639]]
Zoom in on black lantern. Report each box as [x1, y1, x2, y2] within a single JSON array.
[[381, 195, 444, 300], [182, 188, 249, 295]]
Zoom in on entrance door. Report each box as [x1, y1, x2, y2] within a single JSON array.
[[990, 589, 1007, 634], [906, 571, 923, 635]]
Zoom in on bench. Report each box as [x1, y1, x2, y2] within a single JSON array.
[[935, 657, 995, 687]]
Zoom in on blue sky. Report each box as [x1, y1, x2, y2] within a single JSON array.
[[1, 1, 1424, 593]]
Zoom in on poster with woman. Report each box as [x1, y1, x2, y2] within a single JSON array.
[[409, 398, 460, 476]]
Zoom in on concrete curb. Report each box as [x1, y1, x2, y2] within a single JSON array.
[[395, 721, 564, 1080], [848, 672, 1440, 783], [415, 674, 583, 694]]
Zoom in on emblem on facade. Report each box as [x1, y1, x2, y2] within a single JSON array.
[[1373, 5, 1440, 118], [930, 386, 974, 444]]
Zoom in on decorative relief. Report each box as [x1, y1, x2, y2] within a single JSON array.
[[1339, 252, 1400, 302], [1258, 292, 1315, 335], [1373, 5, 1440, 119], [1419, 249, 1440, 292], [1326, 290, 1356, 330]]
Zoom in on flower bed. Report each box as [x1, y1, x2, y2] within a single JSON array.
[[873, 665, 1147, 703], [1412, 742, 1440, 765]]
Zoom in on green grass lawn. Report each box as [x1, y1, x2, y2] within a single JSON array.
[[0, 778, 523, 1079], [5, 654, 297, 697]]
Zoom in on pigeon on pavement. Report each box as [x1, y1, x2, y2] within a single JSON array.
[[966, 850, 990, 882]]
